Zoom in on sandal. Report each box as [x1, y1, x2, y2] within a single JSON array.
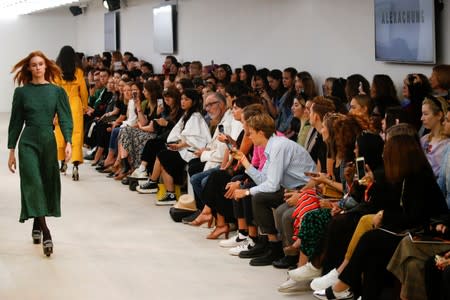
[[189, 213, 213, 228]]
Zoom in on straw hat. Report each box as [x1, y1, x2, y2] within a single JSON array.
[[173, 194, 197, 211]]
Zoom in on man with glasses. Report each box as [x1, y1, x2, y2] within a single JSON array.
[[186, 92, 240, 215]]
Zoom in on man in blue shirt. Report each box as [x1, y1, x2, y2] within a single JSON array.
[[233, 112, 316, 266]]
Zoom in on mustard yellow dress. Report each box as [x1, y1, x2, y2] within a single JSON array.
[[54, 68, 88, 163]]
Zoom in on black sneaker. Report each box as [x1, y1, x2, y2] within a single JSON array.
[[156, 193, 177, 206], [136, 180, 158, 194]]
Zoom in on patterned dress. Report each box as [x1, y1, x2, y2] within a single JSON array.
[[8, 83, 73, 222]]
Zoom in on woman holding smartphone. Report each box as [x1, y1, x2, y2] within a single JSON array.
[[141, 89, 211, 204]]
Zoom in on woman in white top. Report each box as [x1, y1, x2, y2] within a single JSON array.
[[144, 89, 211, 205]]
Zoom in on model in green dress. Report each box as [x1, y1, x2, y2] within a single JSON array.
[[8, 51, 73, 257]]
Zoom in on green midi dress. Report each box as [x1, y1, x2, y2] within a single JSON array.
[[8, 83, 73, 223]]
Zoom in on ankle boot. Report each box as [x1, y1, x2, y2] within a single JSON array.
[[249, 241, 284, 266]]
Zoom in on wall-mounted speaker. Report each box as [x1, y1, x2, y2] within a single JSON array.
[[103, 0, 121, 11], [69, 6, 83, 16]]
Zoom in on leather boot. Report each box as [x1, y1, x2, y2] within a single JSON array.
[[249, 240, 284, 266]]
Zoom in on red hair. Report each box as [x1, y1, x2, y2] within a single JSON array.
[[11, 50, 61, 86]]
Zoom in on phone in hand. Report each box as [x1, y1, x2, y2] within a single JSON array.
[[304, 172, 320, 178], [157, 98, 164, 106], [356, 157, 366, 184]]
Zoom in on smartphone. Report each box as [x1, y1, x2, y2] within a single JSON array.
[[356, 157, 366, 183], [218, 124, 224, 133], [132, 92, 138, 99], [304, 172, 320, 178], [157, 98, 163, 106]]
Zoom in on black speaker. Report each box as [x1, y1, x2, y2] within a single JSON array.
[[69, 6, 83, 16], [104, 0, 121, 11]]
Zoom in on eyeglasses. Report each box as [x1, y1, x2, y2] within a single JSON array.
[[205, 101, 219, 109]]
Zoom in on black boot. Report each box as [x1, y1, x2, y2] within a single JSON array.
[[239, 235, 268, 259], [249, 241, 284, 266], [272, 254, 299, 269]]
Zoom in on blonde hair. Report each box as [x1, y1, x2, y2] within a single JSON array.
[[422, 96, 448, 141]]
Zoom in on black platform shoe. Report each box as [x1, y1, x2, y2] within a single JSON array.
[[32, 230, 41, 244], [72, 165, 79, 181], [43, 239, 53, 257]]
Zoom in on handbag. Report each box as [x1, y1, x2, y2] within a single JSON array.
[[319, 184, 343, 199]]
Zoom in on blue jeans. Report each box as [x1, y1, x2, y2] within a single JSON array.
[[108, 127, 121, 153], [190, 166, 219, 209]]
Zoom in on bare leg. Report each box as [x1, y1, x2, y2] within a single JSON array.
[[93, 147, 104, 163], [103, 148, 116, 166], [150, 158, 162, 182], [336, 259, 349, 274], [160, 168, 174, 192], [237, 218, 248, 230], [248, 225, 257, 237]]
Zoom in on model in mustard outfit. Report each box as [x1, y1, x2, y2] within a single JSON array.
[[8, 51, 73, 257], [54, 45, 88, 181]]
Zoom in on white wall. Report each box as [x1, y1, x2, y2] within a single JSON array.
[[76, 0, 450, 84], [1, 0, 449, 112], [0, 10, 76, 112]]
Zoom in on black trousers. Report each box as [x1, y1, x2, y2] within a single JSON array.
[[339, 229, 402, 300], [140, 138, 165, 173], [157, 150, 186, 185], [95, 121, 111, 149], [320, 212, 362, 274], [251, 189, 284, 235], [202, 169, 235, 223]]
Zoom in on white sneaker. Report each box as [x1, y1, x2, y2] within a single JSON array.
[[128, 168, 148, 179], [288, 262, 322, 282], [310, 268, 339, 291], [313, 287, 353, 300], [278, 278, 312, 293], [228, 237, 255, 256], [219, 232, 247, 248]]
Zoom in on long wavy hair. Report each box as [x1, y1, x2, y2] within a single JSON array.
[[56, 45, 81, 82], [12, 50, 61, 86]]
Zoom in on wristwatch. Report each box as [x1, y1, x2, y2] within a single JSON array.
[[245, 189, 250, 196]]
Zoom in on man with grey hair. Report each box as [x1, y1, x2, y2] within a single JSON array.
[[187, 92, 241, 213]]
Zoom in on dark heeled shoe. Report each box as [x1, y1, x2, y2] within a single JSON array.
[[188, 213, 213, 228], [43, 239, 53, 257], [32, 230, 41, 244], [72, 166, 79, 181], [60, 161, 67, 175], [206, 225, 229, 240]]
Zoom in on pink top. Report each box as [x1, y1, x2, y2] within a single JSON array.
[[251, 131, 285, 171]]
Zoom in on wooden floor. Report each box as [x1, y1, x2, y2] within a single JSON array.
[[0, 113, 315, 300]]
